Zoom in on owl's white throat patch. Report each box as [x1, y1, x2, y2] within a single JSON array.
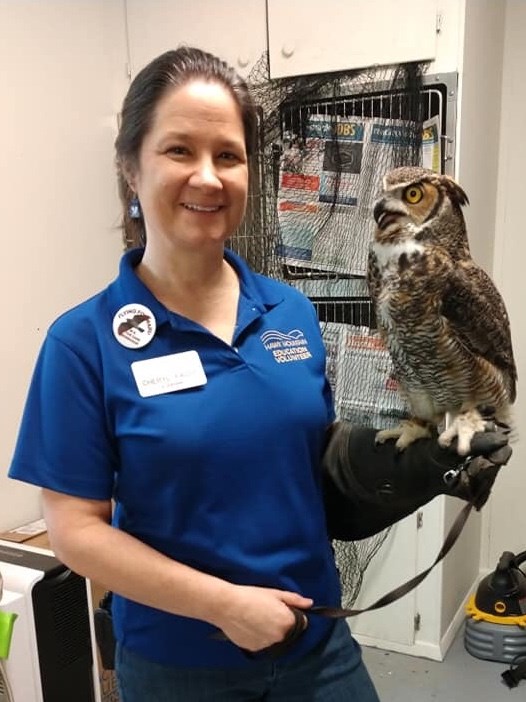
[[372, 240, 425, 270]]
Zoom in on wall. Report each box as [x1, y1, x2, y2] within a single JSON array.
[[483, 0, 526, 568], [0, 0, 127, 529], [439, 0, 507, 636]]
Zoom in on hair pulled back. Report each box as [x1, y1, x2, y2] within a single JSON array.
[[115, 46, 257, 248]]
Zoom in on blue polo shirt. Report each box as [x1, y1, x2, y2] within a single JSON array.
[[9, 248, 342, 668]]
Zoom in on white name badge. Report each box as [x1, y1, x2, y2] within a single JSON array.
[[131, 351, 207, 397]]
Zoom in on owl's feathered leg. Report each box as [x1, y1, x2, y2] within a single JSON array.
[[438, 409, 486, 455], [375, 418, 434, 451]]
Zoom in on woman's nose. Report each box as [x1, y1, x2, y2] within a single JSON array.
[[188, 159, 222, 189]]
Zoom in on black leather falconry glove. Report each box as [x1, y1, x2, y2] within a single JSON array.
[[323, 421, 512, 541]]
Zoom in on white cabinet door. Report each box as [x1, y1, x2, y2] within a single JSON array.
[[125, 0, 267, 78], [267, 0, 438, 78], [349, 511, 418, 648]]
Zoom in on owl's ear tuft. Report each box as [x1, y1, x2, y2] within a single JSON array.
[[443, 176, 469, 208]]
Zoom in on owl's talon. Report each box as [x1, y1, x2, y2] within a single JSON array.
[[374, 428, 402, 445], [437, 432, 453, 448], [439, 410, 486, 455], [374, 421, 432, 451]]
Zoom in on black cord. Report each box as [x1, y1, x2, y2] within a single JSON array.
[[512, 550, 526, 568], [501, 654, 526, 689]]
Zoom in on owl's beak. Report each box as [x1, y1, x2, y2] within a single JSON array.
[[373, 199, 387, 224], [373, 198, 403, 230]]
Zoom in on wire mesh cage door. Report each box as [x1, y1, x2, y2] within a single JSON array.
[[232, 72, 455, 431], [285, 78, 454, 609]]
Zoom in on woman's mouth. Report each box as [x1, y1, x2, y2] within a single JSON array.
[[183, 203, 222, 213]]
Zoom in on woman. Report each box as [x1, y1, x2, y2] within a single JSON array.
[[9, 47, 510, 701]]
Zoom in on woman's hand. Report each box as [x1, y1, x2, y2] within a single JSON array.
[[212, 585, 312, 653]]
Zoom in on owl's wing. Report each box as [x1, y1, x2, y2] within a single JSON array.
[[367, 250, 385, 338], [366, 250, 381, 305], [442, 260, 517, 399]]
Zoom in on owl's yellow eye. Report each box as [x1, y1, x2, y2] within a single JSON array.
[[403, 184, 424, 204]]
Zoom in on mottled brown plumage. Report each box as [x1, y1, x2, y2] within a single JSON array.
[[367, 166, 516, 454]]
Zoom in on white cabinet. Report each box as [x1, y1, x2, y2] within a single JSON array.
[[267, 0, 438, 78], [125, 0, 267, 78]]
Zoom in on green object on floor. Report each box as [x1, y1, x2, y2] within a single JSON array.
[[0, 611, 17, 659]]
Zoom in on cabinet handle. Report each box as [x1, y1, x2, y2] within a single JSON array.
[[281, 44, 295, 58]]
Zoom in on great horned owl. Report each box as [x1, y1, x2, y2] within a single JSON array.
[[367, 166, 516, 454]]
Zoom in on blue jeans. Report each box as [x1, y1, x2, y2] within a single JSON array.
[[115, 619, 380, 701]]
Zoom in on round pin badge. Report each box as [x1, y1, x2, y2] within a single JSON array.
[[112, 303, 156, 349]]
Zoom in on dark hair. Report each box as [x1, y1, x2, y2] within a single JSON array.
[[115, 46, 258, 248]]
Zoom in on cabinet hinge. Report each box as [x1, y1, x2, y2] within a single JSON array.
[[416, 510, 424, 529], [436, 11, 443, 34], [414, 612, 421, 631], [441, 134, 455, 163]]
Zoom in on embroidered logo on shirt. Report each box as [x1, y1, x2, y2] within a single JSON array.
[[260, 329, 313, 363]]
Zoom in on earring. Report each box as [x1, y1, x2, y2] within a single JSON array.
[[128, 196, 141, 219]]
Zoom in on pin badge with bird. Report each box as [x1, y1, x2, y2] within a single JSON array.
[[367, 166, 516, 454], [112, 304, 156, 349]]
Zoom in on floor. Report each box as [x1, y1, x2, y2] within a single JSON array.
[[361, 623, 521, 702]]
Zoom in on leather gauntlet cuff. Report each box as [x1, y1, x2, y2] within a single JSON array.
[[322, 423, 444, 540], [322, 422, 511, 541]]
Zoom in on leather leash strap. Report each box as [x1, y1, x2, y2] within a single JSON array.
[[312, 499, 474, 619], [213, 498, 475, 658]]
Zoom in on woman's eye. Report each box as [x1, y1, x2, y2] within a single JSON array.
[[219, 152, 238, 161], [167, 146, 187, 156]]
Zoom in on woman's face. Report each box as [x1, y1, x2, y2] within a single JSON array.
[[130, 79, 249, 253]]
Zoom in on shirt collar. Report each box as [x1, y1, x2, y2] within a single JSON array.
[[107, 248, 171, 328], [224, 248, 284, 311], [107, 247, 284, 326]]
